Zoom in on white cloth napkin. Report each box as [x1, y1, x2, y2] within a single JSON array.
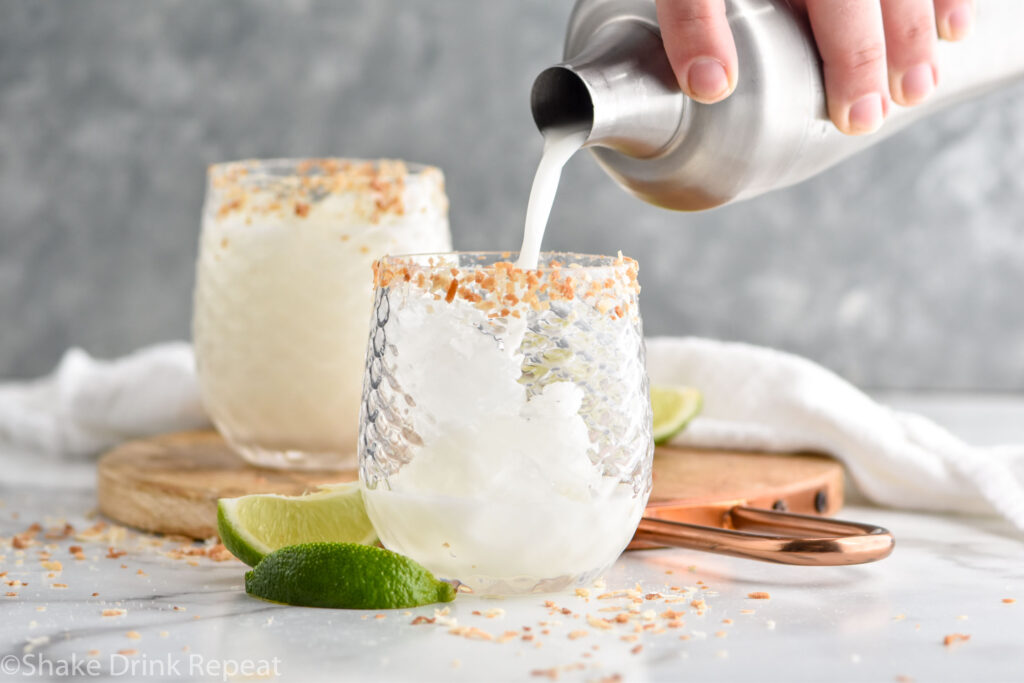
[[0, 343, 209, 458], [647, 337, 1024, 531], [1, 339, 1022, 531]]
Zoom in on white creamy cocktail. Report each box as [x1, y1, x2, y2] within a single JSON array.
[[360, 252, 653, 594], [194, 159, 451, 469]]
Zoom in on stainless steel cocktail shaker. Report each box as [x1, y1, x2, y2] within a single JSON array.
[[531, 0, 1024, 211]]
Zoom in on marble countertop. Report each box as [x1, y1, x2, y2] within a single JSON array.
[[1, 393, 1022, 682]]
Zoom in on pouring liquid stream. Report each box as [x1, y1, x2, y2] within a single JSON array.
[[516, 126, 589, 270]]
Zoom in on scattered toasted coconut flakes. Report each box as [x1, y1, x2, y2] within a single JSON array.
[[4, 592, 15, 597], [544, 600, 557, 608], [597, 591, 626, 600], [41, 561, 62, 571], [498, 631, 519, 643], [186, 560, 199, 567], [575, 588, 590, 598], [91, 592, 99, 597], [661, 609, 684, 619], [125, 631, 141, 640], [136, 569, 146, 576], [620, 634, 639, 643], [598, 606, 621, 613], [484, 608, 505, 618], [715, 630, 728, 638], [6, 579, 23, 587], [208, 544, 235, 562], [102, 609, 125, 617], [374, 614, 386, 620], [522, 634, 534, 642], [1002, 598, 1016, 604], [614, 614, 630, 624], [665, 596, 688, 604], [943, 633, 970, 646], [87, 650, 100, 656], [679, 634, 691, 641], [568, 630, 589, 640], [117, 649, 137, 656], [747, 591, 771, 600], [46, 572, 55, 579], [51, 583, 67, 589], [411, 616, 435, 625], [644, 593, 662, 600], [956, 615, 968, 621], [44, 523, 74, 539], [667, 620, 684, 629], [35, 606, 45, 612], [0, 572, 6, 577], [560, 607, 572, 616], [455, 626, 494, 641], [630, 644, 643, 655], [106, 548, 126, 559], [740, 609, 756, 615], [895, 676, 914, 683], [530, 668, 558, 680], [587, 615, 614, 630], [690, 599, 706, 611], [722, 618, 733, 625]]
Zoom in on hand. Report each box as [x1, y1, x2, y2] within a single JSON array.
[[656, 0, 974, 135]]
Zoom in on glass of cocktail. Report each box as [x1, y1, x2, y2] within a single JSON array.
[[193, 159, 451, 470], [359, 251, 653, 595]]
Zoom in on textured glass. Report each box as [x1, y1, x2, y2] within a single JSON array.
[[360, 252, 653, 595], [193, 159, 451, 470]]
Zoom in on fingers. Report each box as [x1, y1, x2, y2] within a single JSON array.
[[933, 0, 974, 41], [805, 0, 889, 135], [882, 0, 938, 106], [656, 0, 737, 104]]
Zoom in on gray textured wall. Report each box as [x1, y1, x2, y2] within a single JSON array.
[[1, 0, 1023, 389]]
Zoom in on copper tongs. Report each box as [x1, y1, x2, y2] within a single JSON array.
[[632, 506, 895, 566]]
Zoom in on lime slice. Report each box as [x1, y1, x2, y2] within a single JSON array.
[[651, 385, 703, 445], [217, 482, 377, 567], [245, 542, 456, 609]]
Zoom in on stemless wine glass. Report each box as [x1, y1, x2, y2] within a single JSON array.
[[193, 159, 451, 470], [359, 252, 653, 595]]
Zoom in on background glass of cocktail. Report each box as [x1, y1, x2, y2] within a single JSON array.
[[360, 251, 653, 595], [193, 159, 451, 470]]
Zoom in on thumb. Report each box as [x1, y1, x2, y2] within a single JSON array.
[[656, 0, 738, 103]]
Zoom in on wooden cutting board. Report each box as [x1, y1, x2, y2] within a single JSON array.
[[97, 430, 843, 540]]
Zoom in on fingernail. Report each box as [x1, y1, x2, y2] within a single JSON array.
[[945, 4, 973, 40], [686, 58, 730, 102], [848, 93, 884, 134], [900, 63, 936, 104]]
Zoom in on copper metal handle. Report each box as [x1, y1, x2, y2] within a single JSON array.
[[634, 506, 895, 566]]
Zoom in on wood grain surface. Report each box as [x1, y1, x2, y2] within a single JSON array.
[[97, 430, 843, 540]]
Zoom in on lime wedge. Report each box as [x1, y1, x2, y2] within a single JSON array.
[[651, 385, 703, 445], [217, 482, 377, 567], [245, 542, 456, 609]]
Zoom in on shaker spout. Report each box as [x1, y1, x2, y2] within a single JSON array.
[[530, 19, 687, 159]]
